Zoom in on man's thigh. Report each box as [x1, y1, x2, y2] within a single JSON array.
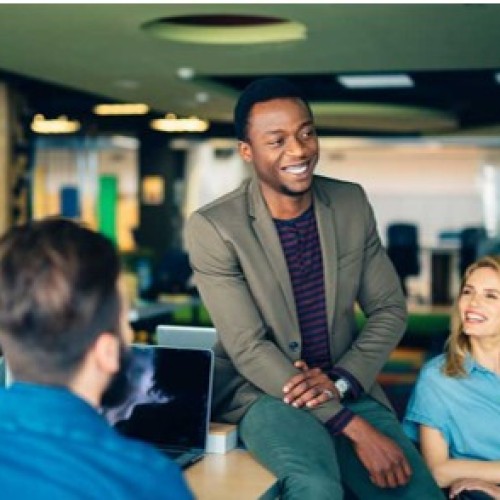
[[337, 396, 445, 499], [239, 394, 343, 499]]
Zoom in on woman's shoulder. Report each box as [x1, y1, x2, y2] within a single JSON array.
[[421, 352, 446, 371], [417, 353, 447, 383]]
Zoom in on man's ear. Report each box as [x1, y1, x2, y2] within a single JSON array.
[[92, 332, 120, 376], [238, 141, 253, 163]]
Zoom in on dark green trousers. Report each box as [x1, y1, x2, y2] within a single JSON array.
[[239, 394, 445, 500]]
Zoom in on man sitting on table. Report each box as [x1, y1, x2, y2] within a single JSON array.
[[0, 217, 193, 499], [186, 77, 443, 499]]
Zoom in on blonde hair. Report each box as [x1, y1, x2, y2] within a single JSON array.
[[443, 254, 500, 377]]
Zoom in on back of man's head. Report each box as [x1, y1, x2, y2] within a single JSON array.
[[234, 76, 311, 141], [0, 218, 121, 385]]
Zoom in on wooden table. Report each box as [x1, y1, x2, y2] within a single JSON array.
[[185, 449, 279, 500]]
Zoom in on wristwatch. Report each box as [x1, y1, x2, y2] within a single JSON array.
[[334, 377, 351, 400]]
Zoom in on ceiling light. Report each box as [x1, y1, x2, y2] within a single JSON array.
[[142, 14, 306, 45], [177, 67, 195, 80], [31, 114, 80, 134], [337, 74, 414, 89], [195, 91, 210, 103], [93, 103, 150, 115], [150, 114, 209, 133]]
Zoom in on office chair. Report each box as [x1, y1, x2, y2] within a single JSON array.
[[459, 226, 487, 276], [386, 223, 420, 296], [154, 248, 193, 295]]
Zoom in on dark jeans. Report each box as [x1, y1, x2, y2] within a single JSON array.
[[239, 394, 445, 500]]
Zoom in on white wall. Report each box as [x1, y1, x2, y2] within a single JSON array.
[[316, 140, 490, 248], [183, 141, 251, 220]]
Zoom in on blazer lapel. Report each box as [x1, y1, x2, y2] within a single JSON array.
[[248, 178, 300, 332], [313, 183, 339, 334]]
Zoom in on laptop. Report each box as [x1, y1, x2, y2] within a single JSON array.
[[102, 344, 214, 469], [156, 325, 217, 351]]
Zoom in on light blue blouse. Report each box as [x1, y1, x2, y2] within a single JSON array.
[[403, 353, 500, 461]]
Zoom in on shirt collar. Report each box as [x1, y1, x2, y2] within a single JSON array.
[[4, 381, 101, 418], [464, 353, 495, 375]]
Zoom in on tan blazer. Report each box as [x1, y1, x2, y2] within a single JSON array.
[[185, 175, 407, 424]]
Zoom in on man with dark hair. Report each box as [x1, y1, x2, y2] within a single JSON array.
[[186, 77, 444, 498], [0, 218, 193, 499]]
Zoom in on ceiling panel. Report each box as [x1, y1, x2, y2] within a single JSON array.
[[0, 4, 499, 137]]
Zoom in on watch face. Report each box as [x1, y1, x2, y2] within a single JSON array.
[[335, 378, 350, 397]]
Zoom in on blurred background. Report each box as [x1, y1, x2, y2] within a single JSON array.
[[1, 3, 500, 414]]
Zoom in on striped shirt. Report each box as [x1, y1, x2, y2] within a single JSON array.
[[274, 204, 358, 434], [274, 205, 331, 370]]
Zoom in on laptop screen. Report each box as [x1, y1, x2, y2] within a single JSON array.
[[102, 345, 213, 451]]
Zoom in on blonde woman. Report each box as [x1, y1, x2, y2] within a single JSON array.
[[403, 256, 500, 500]]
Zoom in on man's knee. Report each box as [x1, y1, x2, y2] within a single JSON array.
[[281, 471, 343, 500]]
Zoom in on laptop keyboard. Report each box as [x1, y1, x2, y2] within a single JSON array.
[[165, 449, 186, 459], [162, 449, 203, 469]]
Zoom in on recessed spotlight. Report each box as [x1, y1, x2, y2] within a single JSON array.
[[177, 67, 196, 80], [195, 91, 210, 103], [142, 14, 306, 45], [337, 74, 414, 89]]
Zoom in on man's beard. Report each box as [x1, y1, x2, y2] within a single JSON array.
[[100, 342, 132, 408], [280, 184, 311, 197]]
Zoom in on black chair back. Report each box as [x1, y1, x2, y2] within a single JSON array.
[[386, 223, 420, 295]]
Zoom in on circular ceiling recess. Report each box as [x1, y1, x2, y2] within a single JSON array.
[[141, 14, 306, 45]]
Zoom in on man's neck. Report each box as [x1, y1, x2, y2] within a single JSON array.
[[263, 190, 313, 220], [69, 368, 105, 409]]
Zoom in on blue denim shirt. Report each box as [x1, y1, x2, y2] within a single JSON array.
[[403, 353, 500, 461], [0, 382, 194, 499]]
